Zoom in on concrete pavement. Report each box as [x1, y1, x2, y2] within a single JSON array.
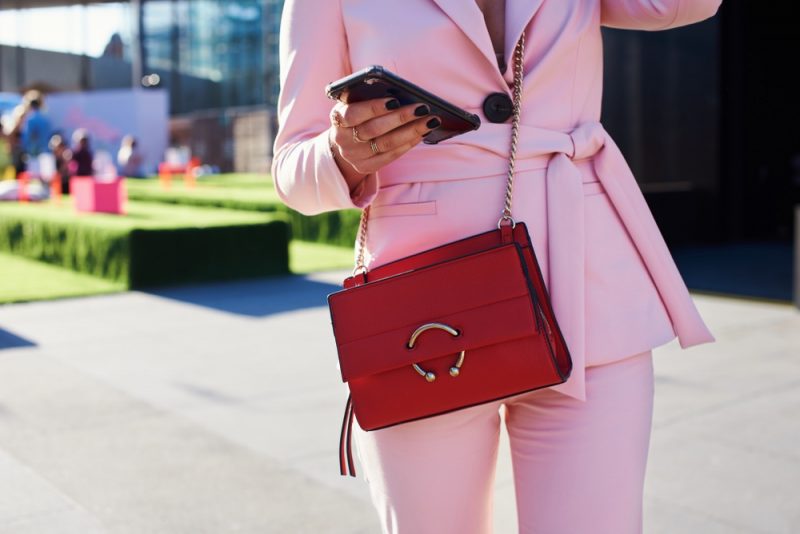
[[0, 273, 798, 533]]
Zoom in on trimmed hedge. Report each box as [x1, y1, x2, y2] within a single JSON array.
[[0, 201, 290, 288], [0, 215, 131, 282], [284, 207, 360, 247], [129, 224, 289, 287], [125, 177, 360, 247]]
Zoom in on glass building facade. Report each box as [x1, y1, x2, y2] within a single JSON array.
[[0, 0, 284, 116], [141, 0, 284, 114]]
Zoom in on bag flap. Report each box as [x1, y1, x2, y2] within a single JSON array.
[[341, 222, 534, 288], [328, 244, 538, 382]]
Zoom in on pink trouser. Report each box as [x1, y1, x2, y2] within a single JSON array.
[[353, 351, 655, 534]]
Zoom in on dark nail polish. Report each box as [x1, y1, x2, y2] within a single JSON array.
[[385, 99, 400, 110], [414, 105, 430, 117], [422, 131, 432, 137], [426, 118, 441, 129]]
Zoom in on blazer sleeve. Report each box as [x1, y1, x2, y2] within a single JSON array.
[[600, 0, 722, 31], [270, 0, 378, 216]]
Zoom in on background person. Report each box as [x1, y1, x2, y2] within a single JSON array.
[[49, 134, 72, 194], [20, 90, 52, 158], [70, 129, 94, 177], [117, 135, 145, 178]]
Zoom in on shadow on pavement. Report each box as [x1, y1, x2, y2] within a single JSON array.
[[145, 275, 343, 317], [0, 328, 37, 350]]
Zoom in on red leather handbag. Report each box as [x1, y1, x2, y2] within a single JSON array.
[[327, 34, 572, 477]]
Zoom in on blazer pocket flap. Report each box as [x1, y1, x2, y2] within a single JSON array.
[[369, 200, 437, 218]]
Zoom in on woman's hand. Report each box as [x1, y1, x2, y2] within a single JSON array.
[[328, 97, 441, 192]]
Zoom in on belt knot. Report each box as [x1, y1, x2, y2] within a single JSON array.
[[567, 121, 605, 160]]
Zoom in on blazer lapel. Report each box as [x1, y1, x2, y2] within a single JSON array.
[[505, 0, 545, 63], [430, 0, 498, 70], [431, 0, 546, 76]]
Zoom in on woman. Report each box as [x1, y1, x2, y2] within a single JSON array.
[[70, 129, 94, 177], [272, 1, 721, 532], [117, 135, 146, 178], [49, 134, 72, 194]]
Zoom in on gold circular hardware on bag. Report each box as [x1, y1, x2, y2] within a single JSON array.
[[407, 323, 466, 382]]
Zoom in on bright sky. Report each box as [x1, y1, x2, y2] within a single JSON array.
[[0, 5, 129, 57]]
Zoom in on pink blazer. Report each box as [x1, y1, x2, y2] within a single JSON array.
[[272, 0, 721, 401]]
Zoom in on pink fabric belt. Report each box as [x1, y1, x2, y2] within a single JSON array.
[[377, 121, 714, 401]]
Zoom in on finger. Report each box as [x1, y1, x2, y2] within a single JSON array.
[[329, 102, 346, 128], [332, 121, 370, 155], [341, 117, 442, 174], [363, 138, 421, 170], [336, 97, 401, 128], [343, 140, 417, 175], [338, 115, 440, 163], [370, 115, 440, 153], [349, 103, 433, 141]]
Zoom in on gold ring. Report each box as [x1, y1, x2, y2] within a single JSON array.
[[352, 127, 366, 143], [370, 139, 380, 155]]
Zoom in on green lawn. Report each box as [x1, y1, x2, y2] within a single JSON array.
[[0, 252, 124, 304], [136, 173, 270, 188], [193, 173, 273, 188], [289, 240, 354, 274], [125, 174, 282, 211], [0, 198, 276, 229]]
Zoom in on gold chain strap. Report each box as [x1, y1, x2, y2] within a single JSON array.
[[353, 33, 526, 275], [499, 31, 525, 227], [353, 204, 370, 275]]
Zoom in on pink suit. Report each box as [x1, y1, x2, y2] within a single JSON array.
[[272, 0, 721, 531]]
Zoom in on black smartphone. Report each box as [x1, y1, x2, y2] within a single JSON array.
[[325, 65, 481, 145]]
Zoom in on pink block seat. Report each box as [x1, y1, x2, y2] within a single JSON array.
[[72, 177, 127, 214]]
